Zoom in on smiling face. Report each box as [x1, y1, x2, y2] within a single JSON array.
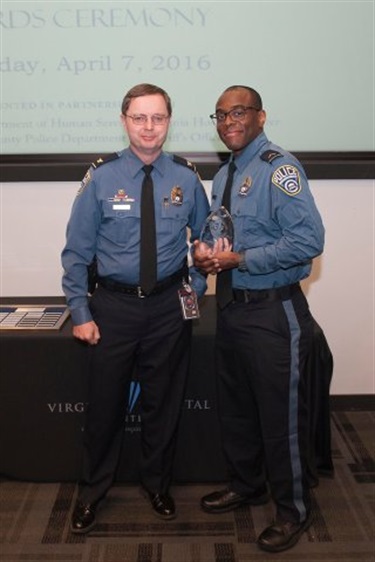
[[214, 87, 266, 155], [120, 94, 171, 164]]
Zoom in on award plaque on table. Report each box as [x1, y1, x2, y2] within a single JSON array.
[[0, 305, 70, 330]]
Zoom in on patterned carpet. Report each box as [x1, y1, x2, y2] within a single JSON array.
[[1, 409, 374, 562]]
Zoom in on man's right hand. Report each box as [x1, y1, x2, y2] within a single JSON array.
[[192, 240, 219, 275], [73, 321, 101, 345]]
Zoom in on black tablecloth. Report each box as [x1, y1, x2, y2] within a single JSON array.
[[0, 296, 333, 483]]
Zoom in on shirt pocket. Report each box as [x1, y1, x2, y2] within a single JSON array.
[[159, 202, 188, 236], [101, 200, 141, 245], [232, 202, 261, 246]]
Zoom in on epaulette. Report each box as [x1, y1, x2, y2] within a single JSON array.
[[260, 150, 283, 164], [172, 154, 198, 173], [91, 152, 120, 169]]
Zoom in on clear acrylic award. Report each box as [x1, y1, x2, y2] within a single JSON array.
[[199, 206, 234, 250]]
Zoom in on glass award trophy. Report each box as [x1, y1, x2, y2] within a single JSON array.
[[199, 206, 234, 251]]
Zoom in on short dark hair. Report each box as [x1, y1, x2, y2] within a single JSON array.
[[222, 85, 263, 110], [121, 83, 172, 115]]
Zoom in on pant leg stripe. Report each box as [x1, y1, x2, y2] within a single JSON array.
[[282, 299, 307, 522]]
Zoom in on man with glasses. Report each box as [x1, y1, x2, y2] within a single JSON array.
[[193, 85, 325, 553], [62, 83, 209, 533]]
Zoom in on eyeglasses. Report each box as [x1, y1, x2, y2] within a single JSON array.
[[210, 106, 260, 125], [124, 113, 170, 126]]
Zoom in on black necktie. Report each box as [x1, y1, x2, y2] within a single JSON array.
[[221, 159, 236, 214], [140, 165, 157, 295], [216, 160, 236, 310]]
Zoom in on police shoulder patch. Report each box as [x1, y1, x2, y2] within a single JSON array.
[[260, 149, 283, 163], [272, 165, 302, 196], [77, 169, 92, 196]]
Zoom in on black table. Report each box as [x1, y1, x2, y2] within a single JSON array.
[[0, 295, 333, 484], [0, 296, 227, 482]]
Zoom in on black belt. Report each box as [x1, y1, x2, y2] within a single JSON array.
[[98, 266, 187, 298], [232, 283, 300, 304]]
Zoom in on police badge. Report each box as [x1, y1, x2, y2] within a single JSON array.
[[238, 176, 252, 196], [171, 186, 183, 205]]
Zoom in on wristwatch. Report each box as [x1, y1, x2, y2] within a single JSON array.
[[238, 251, 248, 272]]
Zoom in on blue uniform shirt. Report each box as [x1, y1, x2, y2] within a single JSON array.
[[62, 148, 210, 325], [211, 132, 325, 290]]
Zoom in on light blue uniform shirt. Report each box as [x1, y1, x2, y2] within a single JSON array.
[[211, 132, 325, 290], [62, 148, 210, 325]]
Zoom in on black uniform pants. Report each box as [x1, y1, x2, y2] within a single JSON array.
[[78, 282, 192, 505], [216, 285, 312, 524]]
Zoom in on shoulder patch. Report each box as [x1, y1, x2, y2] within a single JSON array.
[[91, 152, 119, 169], [76, 169, 92, 196], [172, 154, 198, 173], [272, 165, 302, 196], [260, 149, 283, 163]]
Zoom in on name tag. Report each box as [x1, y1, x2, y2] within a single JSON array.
[[113, 204, 131, 210]]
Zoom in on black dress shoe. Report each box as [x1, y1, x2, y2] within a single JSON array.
[[70, 502, 97, 534], [257, 515, 312, 552], [147, 493, 176, 520], [201, 486, 269, 513]]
